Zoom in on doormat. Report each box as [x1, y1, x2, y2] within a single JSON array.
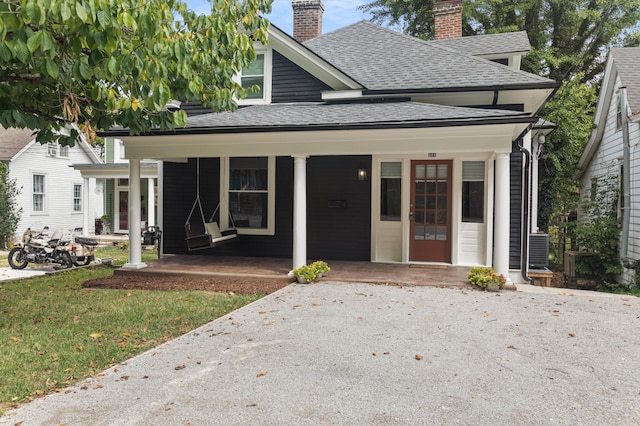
[[409, 264, 448, 269]]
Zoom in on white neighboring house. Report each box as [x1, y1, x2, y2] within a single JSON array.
[[72, 137, 158, 235], [0, 126, 103, 240], [577, 47, 640, 283]]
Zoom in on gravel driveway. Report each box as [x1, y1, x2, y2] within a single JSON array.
[[2, 282, 639, 425]]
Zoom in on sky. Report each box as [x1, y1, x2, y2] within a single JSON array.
[[184, 0, 373, 35]]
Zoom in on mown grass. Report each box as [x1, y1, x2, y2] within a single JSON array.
[[0, 247, 263, 414]]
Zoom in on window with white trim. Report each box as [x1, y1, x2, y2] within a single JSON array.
[[47, 141, 58, 157], [46, 141, 69, 158], [221, 156, 275, 235], [59, 144, 69, 157], [73, 184, 82, 212], [380, 162, 402, 221], [462, 161, 485, 223], [33, 174, 45, 212], [236, 48, 272, 105]]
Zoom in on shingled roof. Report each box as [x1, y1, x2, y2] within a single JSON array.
[[0, 126, 35, 161], [303, 21, 554, 93], [611, 47, 640, 116], [428, 30, 531, 56], [182, 101, 532, 131]]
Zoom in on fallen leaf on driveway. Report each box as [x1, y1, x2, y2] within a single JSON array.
[[415, 354, 423, 360], [256, 371, 267, 377], [175, 364, 186, 370]]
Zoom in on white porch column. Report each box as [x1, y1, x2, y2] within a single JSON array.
[[292, 155, 308, 270], [83, 177, 90, 235], [147, 178, 155, 227], [494, 152, 511, 282], [123, 159, 146, 270]]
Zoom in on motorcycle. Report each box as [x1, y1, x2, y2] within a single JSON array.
[[69, 233, 99, 266], [8, 226, 74, 270]]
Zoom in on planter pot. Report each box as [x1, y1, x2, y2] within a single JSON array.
[[486, 283, 500, 292], [297, 276, 309, 284]]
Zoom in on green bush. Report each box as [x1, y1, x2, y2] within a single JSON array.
[[291, 265, 317, 283], [311, 260, 330, 275], [468, 266, 506, 290], [573, 170, 621, 282]]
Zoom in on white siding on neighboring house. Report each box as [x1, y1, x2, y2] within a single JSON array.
[[8, 141, 103, 240], [579, 75, 640, 283], [627, 118, 640, 281]]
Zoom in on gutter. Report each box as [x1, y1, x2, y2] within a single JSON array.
[[101, 115, 537, 138], [361, 81, 559, 97], [620, 86, 636, 269], [518, 127, 534, 283]]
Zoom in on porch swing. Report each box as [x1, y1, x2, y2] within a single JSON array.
[[184, 159, 238, 251]]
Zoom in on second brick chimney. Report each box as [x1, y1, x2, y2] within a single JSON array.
[[434, 0, 462, 40], [292, 0, 324, 42]]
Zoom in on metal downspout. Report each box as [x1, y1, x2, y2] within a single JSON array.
[[518, 138, 534, 283], [620, 87, 631, 259]]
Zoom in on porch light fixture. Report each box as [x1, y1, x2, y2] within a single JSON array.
[[358, 167, 368, 181]]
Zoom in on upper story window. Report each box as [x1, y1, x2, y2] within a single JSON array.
[[46, 141, 69, 158], [237, 47, 272, 105], [616, 97, 623, 131], [47, 141, 57, 157]]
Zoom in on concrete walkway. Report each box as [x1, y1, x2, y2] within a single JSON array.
[[2, 281, 639, 425]]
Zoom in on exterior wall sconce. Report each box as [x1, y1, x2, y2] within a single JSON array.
[[358, 167, 368, 181]]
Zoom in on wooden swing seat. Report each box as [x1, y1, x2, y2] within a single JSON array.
[[185, 221, 237, 251], [184, 159, 238, 251]]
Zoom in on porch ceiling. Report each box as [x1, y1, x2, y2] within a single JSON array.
[[121, 123, 529, 160]]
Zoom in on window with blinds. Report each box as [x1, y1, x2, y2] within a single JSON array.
[[380, 162, 401, 221], [462, 161, 485, 223]]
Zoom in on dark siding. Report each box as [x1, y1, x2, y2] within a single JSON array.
[[162, 157, 294, 257], [162, 155, 371, 261], [210, 156, 294, 258], [272, 51, 331, 103], [307, 156, 372, 261], [163, 158, 220, 254], [510, 142, 523, 269]]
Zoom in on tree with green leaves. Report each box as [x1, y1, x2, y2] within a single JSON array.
[[0, 162, 22, 249], [537, 75, 597, 229], [0, 0, 272, 147]]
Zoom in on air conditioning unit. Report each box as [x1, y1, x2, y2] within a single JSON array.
[[529, 233, 549, 269]]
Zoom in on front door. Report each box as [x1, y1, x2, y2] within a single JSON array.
[[410, 160, 452, 262]]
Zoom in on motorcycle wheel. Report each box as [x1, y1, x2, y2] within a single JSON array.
[[72, 256, 92, 267], [8, 248, 28, 270], [57, 251, 73, 269]]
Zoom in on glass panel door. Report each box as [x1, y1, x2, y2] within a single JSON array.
[[410, 160, 452, 262]]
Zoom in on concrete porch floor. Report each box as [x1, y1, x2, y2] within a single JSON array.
[[115, 255, 474, 288]]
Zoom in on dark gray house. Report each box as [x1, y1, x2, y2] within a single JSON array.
[[110, 0, 557, 285]]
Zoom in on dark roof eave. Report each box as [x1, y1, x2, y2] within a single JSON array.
[[102, 115, 538, 138], [361, 81, 560, 96]]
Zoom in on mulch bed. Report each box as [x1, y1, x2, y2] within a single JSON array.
[[82, 274, 291, 295]]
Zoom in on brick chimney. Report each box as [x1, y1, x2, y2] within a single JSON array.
[[292, 0, 324, 42], [434, 0, 462, 40]]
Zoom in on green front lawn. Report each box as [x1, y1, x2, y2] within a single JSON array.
[[0, 247, 263, 414]]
